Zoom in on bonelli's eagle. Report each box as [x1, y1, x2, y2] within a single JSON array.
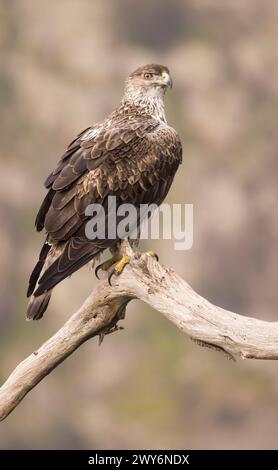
[[27, 64, 182, 319]]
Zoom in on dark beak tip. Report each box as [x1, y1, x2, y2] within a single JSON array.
[[168, 76, 173, 89]]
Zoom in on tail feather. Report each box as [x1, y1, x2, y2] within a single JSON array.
[[27, 242, 51, 297], [26, 291, 52, 320], [27, 239, 104, 319], [34, 249, 99, 296]]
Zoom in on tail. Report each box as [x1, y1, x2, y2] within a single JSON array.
[[27, 238, 103, 320], [26, 291, 52, 320], [26, 240, 57, 321]]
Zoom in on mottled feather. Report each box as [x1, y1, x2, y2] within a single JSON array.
[[27, 64, 182, 319]]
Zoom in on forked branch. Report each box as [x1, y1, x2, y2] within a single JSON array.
[[1, 241, 278, 421]]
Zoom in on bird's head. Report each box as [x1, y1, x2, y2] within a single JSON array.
[[125, 64, 173, 100]]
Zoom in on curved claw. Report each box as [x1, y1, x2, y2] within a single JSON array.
[[108, 269, 115, 286], [146, 251, 159, 262], [95, 264, 102, 280], [95, 255, 119, 280]]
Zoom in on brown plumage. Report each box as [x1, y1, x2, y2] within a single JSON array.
[[27, 64, 182, 320]]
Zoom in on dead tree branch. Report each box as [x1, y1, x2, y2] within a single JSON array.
[[1, 241, 278, 421]]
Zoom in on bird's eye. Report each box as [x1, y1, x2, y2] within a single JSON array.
[[144, 73, 153, 80]]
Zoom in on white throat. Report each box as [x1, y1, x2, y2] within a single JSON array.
[[123, 83, 167, 122]]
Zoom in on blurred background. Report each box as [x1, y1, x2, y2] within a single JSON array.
[[1, 0, 278, 450]]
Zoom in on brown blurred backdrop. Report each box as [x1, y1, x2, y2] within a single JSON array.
[[0, 0, 278, 449]]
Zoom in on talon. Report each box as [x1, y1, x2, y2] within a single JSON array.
[[146, 251, 159, 262], [108, 270, 115, 286], [95, 264, 102, 280], [95, 255, 120, 280], [107, 255, 131, 286]]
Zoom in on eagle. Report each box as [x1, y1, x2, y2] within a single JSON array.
[[27, 64, 183, 320]]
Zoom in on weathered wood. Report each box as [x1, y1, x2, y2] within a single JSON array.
[[1, 242, 278, 421]]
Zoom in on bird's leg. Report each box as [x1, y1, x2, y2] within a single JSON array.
[[95, 240, 135, 284], [107, 250, 159, 286], [107, 255, 131, 286], [95, 253, 122, 279]]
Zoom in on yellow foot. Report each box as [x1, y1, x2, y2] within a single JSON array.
[[146, 251, 159, 261], [108, 255, 131, 286], [95, 255, 120, 279]]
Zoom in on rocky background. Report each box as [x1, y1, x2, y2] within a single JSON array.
[[0, 0, 278, 449]]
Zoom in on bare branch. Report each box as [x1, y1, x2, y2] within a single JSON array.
[[1, 242, 278, 421]]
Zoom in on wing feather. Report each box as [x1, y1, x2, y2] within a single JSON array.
[[30, 114, 182, 299]]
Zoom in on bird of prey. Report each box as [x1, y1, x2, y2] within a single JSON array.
[[27, 64, 182, 320]]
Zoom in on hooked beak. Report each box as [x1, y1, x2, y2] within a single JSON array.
[[155, 71, 173, 89]]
